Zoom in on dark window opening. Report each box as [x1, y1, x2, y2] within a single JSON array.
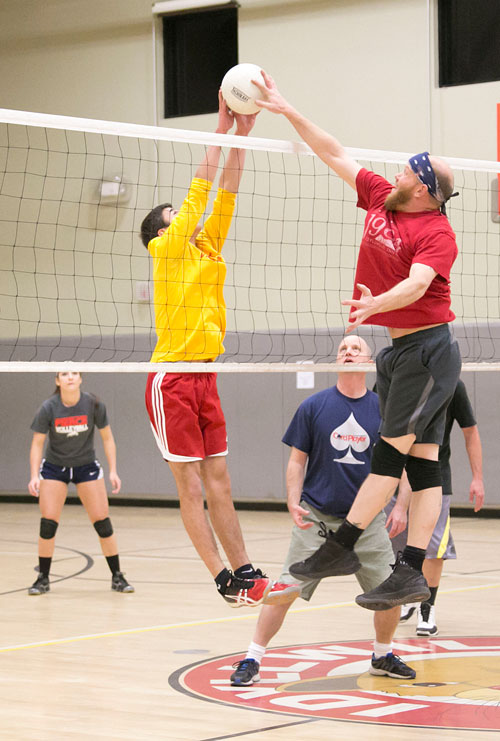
[[439, 0, 500, 87], [163, 5, 238, 118]]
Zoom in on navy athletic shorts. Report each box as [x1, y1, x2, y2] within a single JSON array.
[[40, 459, 103, 484], [375, 324, 461, 444]]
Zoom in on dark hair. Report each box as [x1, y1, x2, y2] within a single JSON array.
[[140, 203, 172, 248]]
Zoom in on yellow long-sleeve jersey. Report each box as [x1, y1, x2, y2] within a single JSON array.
[[148, 178, 236, 362]]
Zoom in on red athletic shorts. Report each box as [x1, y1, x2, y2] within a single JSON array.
[[145, 372, 228, 462]]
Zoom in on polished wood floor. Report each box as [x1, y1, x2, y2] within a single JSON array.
[[1, 503, 499, 740]]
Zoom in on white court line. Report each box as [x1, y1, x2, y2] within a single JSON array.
[[2, 581, 499, 654]]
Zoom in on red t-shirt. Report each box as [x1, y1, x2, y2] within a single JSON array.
[[353, 168, 457, 328]]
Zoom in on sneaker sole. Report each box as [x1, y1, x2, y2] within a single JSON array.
[[227, 580, 272, 608], [112, 586, 135, 593], [399, 606, 417, 622], [416, 627, 439, 636], [289, 561, 361, 580], [28, 587, 50, 595], [356, 587, 431, 611], [263, 585, 301, 606], [369, 666, 416, 679], [230, 674, 261, 686]]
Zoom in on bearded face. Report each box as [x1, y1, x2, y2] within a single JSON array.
[[384, 182, 415, 211]]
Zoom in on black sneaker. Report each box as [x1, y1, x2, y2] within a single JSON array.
[[230, 659, 260, 686], [369, 652, 416, 679], [355, 553, 430, 611], [289, 522, 361, 581], [111, 571, 135, 593], [28, 574, 50, 595], [220, 572, 271, 608]]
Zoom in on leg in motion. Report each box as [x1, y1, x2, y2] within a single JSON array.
[[290, 434, 412, 581], [369, 608, 416, 679], [230, 602, 291, 685], [170, 459, 270, 608]]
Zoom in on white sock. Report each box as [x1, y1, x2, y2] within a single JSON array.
[[373, 641, 392, 659], [246, 641, 266, 665]]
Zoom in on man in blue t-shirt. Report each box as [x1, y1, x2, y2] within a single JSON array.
[[230, 335, 416, 687]]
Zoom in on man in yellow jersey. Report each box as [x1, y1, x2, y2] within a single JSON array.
[[141, 91, 299, 609]]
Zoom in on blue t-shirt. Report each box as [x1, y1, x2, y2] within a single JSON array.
[[282, 386, 381, 518]]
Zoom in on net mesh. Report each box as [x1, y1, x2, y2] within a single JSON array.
[[1, 108, 500, 369]]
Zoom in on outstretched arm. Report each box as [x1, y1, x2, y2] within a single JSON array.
[[194, 91, 236, 183], [462, 425, 484, 512], [218, 107, 258, 194], [253, 71, 361, 190]]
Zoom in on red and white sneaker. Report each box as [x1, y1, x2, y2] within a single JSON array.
[[222, 574, 272, 608], [263, 581, 301, 606]]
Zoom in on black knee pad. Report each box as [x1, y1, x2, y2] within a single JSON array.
[[405, 455, 442, 491], [370, 438, 408, 478], [40, 517, 58, 539], [93, 517, 114, 538]]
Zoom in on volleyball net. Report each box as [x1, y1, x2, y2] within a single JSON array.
[[1, 107, 500, 372]]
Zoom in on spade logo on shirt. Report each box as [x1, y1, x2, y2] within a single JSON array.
[[55, 415, 89, 437], [330, 413, 369, 465]]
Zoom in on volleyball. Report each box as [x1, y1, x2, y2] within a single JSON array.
[[220, 63, 263, 115]]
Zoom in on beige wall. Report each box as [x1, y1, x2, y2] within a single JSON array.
[[1, 0, 499, 159]]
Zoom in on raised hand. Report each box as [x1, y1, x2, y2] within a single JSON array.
[[342, 283, 379, 331], [252, 70, 292, 116], [217, 90, 235, 133], [234, 109, 258, 136]]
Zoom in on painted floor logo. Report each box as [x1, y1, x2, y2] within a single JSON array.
[[172, 637, 500, 730]]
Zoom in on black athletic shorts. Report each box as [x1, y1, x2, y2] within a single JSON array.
[[40, 459, 103, 484], [375, 324, 461, 444]]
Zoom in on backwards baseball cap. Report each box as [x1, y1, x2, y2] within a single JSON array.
[[409, 151, 458, 215]]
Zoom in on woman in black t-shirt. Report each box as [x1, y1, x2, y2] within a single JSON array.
[[28, 371, 134, 595]]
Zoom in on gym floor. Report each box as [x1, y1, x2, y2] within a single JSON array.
[[2, 503, 499, 740]]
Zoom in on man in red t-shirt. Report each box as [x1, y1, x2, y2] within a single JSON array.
[[254, 72, 461, 610]]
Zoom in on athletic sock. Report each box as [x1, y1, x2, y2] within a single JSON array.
[[215, 567, 232, 594], [334, 519, 364, 550], [39, 556, 52, 578], [246, 641, 266, 664], [427, 585, 438, 605], [234, 564, 255, 579], [373, 641, 392, 659], [106, 554, 120, 575], [401, 545, 426, 572]]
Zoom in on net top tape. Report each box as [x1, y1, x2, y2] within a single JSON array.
[[1, 107, 500, 174]]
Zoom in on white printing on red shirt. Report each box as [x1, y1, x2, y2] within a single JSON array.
[[353, 168, 458, 328]]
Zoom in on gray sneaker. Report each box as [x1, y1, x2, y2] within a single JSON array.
[[370, 652, 416, 679], [355, 553, 430, 611], [230, 659, 260, 686], [289, 522, 361, 580], [28, 574, 50, 595], [111, 571, 135, 593]]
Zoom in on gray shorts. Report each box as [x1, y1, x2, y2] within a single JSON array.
[[376, 324, 461, 444], [279, 502, 394, 601], [385, 494, 456, 560]]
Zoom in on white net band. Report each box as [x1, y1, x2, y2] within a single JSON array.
[[2, 108, 500, 370]]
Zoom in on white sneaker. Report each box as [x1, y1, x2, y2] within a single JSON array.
[[416, 601, 438, 636], [399, 603, 417, 622]]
